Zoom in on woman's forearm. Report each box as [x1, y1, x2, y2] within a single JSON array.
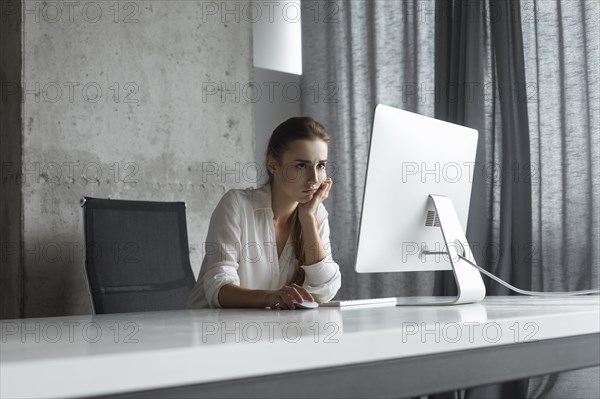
[[299, 214, 327, 265], [217, 283, 272, 308]]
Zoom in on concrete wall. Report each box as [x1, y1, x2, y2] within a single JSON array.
[[2, 0, 255, 318]]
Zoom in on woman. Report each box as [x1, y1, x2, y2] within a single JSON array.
[[187, 117, 342, 309]]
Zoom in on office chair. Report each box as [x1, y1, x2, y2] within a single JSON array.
[[81, 197, 196, 314]]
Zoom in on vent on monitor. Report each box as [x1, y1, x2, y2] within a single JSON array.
[[425, 210, 441, 227]]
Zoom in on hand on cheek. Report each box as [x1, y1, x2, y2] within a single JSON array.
[[299, 178, 332, 217]]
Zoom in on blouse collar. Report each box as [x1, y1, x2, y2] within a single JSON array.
[[251, 183, 273, 211]]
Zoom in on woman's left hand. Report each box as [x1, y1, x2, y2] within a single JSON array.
[[298, 177, 332, 220]]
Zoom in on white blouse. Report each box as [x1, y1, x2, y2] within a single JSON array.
[[187, 183, 342, 308]]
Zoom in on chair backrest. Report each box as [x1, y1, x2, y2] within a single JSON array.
[[81, 197, 196, 314]]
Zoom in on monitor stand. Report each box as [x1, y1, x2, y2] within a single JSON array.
[[396, 195, 487, 306]]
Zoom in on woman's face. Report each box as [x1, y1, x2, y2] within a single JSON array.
[[270, 139, 328, 204]]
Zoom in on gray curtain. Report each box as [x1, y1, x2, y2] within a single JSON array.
[[522, 0, 599, 293], [521, 1, 599, 397], [301, 0, 599, 398]]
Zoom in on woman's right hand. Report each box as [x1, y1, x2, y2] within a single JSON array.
[[267, 284, 314, 310]]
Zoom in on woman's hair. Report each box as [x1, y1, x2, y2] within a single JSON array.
[[265, 117, 330, 270]]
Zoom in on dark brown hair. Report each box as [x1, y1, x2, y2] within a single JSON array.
[[265, 117, 330, 271]]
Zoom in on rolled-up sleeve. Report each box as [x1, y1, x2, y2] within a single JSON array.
[[201, 191, 243, 308], [301, 206, 341, 303]]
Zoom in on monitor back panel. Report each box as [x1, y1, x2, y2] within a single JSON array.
[[355, 104, 479, 273]]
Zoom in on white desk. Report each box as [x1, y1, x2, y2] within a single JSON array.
[[1, 297, 599, 398]]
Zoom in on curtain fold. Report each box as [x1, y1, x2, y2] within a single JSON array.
[[488, 0, 533, 295]]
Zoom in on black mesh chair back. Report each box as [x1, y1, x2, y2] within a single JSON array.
[[81, 197, 196, 314]]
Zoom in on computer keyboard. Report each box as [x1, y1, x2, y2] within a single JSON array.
[[321, 297, 398, 307]]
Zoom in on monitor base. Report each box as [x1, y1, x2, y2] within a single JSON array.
[[395, 296, 458, 306], [419, 195, 487, 305]]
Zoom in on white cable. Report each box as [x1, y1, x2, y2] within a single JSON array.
[[457, 255, 600, 296]]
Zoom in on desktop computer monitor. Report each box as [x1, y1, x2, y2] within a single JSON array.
[[355, 104, 486, 304]]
